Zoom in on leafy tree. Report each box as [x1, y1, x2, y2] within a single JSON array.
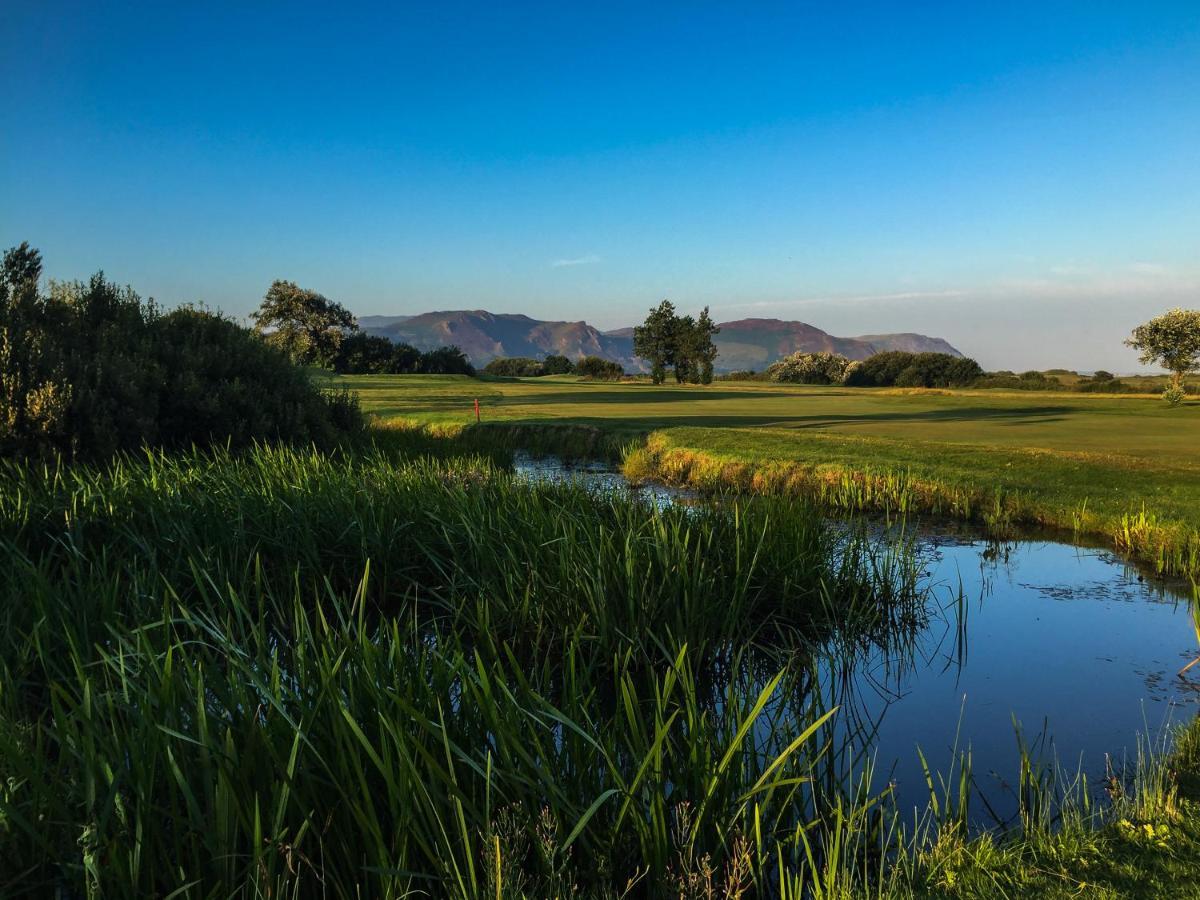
[[334, 332, 399, 374], [1126, 308, 1200, 404], [251, 280, 357, 368], [1, 243, 69, 451], [541, 354, 573, 375], [689, 308, 720, 384], [633, 300, 677, 384], [389, 343, 424, 374], [419, 345, 475, 375], [671, 314, 696, 383], [634, 300, 720, 384]]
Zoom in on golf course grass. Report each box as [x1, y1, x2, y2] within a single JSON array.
[[341, 374, 1200, 578]]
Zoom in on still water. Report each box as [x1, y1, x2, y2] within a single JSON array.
[[514, 453, 1200, 823]]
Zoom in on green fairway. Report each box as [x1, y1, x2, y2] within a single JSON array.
[[344, 374, 1199, 464], [343, 374, 1200, 575]]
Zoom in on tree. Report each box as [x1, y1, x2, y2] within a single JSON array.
[[251, 280, 357, 368], [671, 314, 696, 383], [633, 300, 677, 384], [691, 308, 720, 384], [419, 345, 475, 375], [334, 332, 398, 374], [633, 301, 720, 384], [1126, 308, 1200, 404]]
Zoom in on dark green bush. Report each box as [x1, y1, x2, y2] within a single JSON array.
[[715, 370, 768, 381], [334, 333, 426, 374], [844, 351, 982, 387], [574, 355, 624, 379], [483, 356, 544, 377], [419, 344, 475, 375], [541, 353, 574, 375], [972, 370, 1060, 390], [0, 244, 363, 459]]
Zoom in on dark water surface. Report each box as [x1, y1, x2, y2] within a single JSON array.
[[513, 453, 1200, 822]]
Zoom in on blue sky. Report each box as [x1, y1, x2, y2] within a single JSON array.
[[3, 1, 1198, 370]]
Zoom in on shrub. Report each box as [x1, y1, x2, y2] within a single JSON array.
[[334, 333, 427, 374], [1164, 385, 1186, 406], [767, 351, 854, 385], [715, 370, 768, 381], [483, 356, 544, 377], [418, 345, 475, 375], [972, 371, 1060, 390], [541, 353, 574, 375], [0, 244, 363, 459], [845, 351, 982, 388], [574, 355, 624, 379], [334, 332, 400, 373]]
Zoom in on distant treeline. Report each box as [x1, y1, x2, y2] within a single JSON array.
[[0, 244, 362, 460], [333, 332, 476, 375], [482, 354, 624, 380], [719, 350, 1189, 393]]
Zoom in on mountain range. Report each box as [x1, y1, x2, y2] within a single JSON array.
[[358, 311, 962, 373]]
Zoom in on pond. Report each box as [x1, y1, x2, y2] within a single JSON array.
[[513, 453, 1200, 825]]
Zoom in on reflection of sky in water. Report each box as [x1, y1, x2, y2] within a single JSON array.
[[830, 535, 1198, 825], [513, 455, 1200, 824]]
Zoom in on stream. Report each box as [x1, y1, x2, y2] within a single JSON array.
[[513, 452, 1200, 824]]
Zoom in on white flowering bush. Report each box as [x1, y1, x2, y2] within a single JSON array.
[[767, 351, 855, 385]]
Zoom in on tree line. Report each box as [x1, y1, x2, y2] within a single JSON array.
[[483, 354, 623, 379], [252, 280, 474, 375]]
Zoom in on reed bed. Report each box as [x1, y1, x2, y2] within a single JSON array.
[[0, 444, 926, 897], [2, 444, 1197, 897], [623, 432, 1200, 581]]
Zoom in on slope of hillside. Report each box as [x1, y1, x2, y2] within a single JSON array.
[[851, 332, 963, 356], [361, 310, 642, 370], [360, 310, 960, 371]]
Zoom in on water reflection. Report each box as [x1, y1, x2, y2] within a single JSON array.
[[513, 453, 1200, 823]]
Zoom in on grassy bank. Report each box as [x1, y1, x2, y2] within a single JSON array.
[[1, 441, 1197, 896], [0, 443, 923, 896], [347, 375, 1200, 579]]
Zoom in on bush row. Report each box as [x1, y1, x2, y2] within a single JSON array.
[[332, 332, 475, 375], [483, 354, 625, 379]]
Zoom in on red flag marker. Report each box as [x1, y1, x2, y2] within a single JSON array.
[[474, 398, 480, 422]]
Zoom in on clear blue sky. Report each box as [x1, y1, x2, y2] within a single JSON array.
[[3, 1, 1198, 370]]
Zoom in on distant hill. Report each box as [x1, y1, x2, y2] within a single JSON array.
[[359, 311, 642, 370], [850, 332, 963, 356], [359, 311, 960, 372]]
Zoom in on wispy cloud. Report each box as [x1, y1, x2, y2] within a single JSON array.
[[551, 254, 601, 268], [726, 289, 967, 310], [1048, 263, 1090, 276], [1130, 261, 1168, 275]]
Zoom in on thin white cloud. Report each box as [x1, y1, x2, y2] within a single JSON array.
[[726, 289, 967, 310], [1129, 261, 1168, 275], [551, 254, 601, 268]]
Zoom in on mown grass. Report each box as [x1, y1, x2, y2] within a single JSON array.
[[346, 375, 1200, 578], [1, 440, 1197, 897]]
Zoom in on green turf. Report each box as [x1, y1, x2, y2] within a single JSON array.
[[343, 374, 1200, 528], [342, 374, 1198, 463]]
